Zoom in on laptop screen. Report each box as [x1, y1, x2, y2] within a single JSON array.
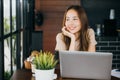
[[59, 51, 113, 80]]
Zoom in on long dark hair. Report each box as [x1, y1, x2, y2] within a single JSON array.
[[62, 5, 90, 51]]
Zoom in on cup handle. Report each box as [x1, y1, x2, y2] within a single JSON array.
[[53, 74, 57, 79]]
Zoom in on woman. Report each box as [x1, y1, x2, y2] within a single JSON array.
[[55, 5, 97, 52]]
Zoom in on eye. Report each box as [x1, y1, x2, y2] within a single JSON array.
[[73, 18, 78, 20], [66, 18, 70, 21], [66, 19, 70, 21]]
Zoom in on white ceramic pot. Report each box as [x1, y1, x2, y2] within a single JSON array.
[[35, 68, 57, 80], [31, 64, 36, 73]]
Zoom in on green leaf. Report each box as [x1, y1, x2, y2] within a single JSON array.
[[32, 50, 58, 70]]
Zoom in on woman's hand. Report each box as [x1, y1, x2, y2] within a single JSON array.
[[62, 27, 75, 40], [62, 27, 76, 51]]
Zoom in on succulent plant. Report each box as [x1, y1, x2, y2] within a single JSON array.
[[32, 50, 58, 70]]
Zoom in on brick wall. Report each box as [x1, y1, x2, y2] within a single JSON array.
[[96, 37, 120, 69], [35, 0, 81, 53]]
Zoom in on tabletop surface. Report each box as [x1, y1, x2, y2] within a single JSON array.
[[10, 69, 120, 80]]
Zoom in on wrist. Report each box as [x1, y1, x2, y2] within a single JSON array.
[[71, 36, 76, 41]]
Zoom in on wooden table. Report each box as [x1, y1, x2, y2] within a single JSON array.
[[11, 69, 120, 80]]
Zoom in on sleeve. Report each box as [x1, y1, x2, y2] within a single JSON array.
[[88, 28, 97, 46], [55, 33, 67, 51]]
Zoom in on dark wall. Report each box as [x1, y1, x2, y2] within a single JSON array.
[[96, 37, 120, 69], [81, 0, 120, 30], [81, 0, 120, 69]]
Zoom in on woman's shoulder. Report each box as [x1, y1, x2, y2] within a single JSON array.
[[87, 28, 97, 45], [88, 28, 94, 32], [87, 28, 95, 35]]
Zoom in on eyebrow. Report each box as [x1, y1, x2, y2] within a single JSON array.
[[66, 16, 79, 18]]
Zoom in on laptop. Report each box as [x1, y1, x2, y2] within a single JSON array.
[[59, 51, 113, 80]]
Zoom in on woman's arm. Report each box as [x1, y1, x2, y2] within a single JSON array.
[[68, 36, 76, 51], [62, 27, 76, 51], [55, 33, 67, 51], [88, 45, 96, 52]]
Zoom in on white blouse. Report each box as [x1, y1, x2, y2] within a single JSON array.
[[55, 28, 97, 51]]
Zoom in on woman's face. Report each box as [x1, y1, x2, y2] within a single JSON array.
[[65, 9, 81, 34]]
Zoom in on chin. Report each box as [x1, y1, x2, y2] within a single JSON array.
[[69, 31, 76, 34]]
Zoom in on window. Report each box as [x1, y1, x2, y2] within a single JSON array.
[[0, 0, 34, 79], [0, 0, 23, 79]]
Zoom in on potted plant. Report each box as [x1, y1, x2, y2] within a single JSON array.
[[32, 50, 58, 80]]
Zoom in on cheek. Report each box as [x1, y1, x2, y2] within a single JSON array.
[[78, 24, 82, 29], [76, 21, 81, 28], [75, 24, 81, 31], [76, 20, 81, 25], [65, 22, 68, 26], [66, 26, 70, 31], [65, 22, 69, 29], [77, 26, 81, 31]]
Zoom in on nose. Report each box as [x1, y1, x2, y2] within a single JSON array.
[[68, 20, 74, 25]]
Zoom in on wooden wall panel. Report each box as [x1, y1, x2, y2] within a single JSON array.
[[35, 0, 81, 52]]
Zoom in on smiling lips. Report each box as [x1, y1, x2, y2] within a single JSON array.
[[68, 26, 76, 31]]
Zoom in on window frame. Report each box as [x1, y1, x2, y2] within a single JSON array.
[[0, 0, 22, 79]]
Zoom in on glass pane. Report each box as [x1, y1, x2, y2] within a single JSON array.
[[12, 0, 16, 32], [12, 34, 17, 71], [4, 0, 10, 35], [20, 0, 23, 29], [21, 32, 23, 67], [4, 37, 11, 80]]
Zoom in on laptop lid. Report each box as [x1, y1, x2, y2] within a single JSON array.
[[59, 51, 113, 80]]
